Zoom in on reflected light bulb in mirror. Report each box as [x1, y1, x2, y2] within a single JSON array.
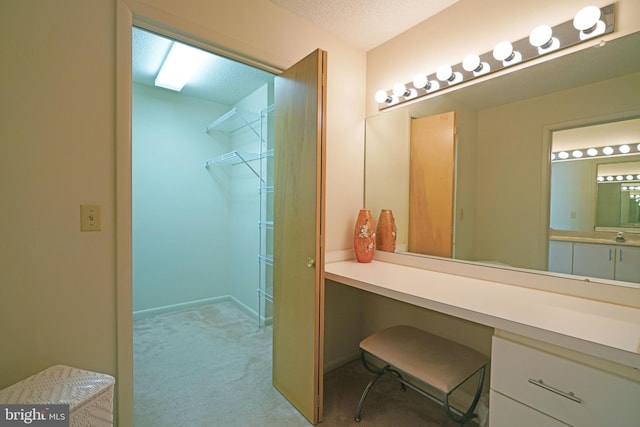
[[573, 5, 605, 40]]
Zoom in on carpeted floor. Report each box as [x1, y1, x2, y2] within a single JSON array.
[[133, 301, 464, 426]]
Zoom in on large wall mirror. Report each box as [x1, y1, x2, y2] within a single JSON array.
[[365, 31, 640, 288]]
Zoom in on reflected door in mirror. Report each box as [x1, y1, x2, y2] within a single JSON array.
[[408, 112, 456, 257]]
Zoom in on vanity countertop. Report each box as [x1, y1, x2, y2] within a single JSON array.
[[325, 258, 640, 369], [549, 231, 640, 247]]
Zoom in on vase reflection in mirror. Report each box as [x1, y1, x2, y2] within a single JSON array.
[[354, 209, 376, 263], [376, 209, 397, 252]]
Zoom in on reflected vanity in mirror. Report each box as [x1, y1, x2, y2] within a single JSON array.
[[548, 119, 640, 283], [365, 31, 640, 287]]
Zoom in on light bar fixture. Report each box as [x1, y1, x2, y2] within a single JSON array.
[[155, 42, 209, 91], [552, 142, 640, 162], [374, 4, 615, 109]]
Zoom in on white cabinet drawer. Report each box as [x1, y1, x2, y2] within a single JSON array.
[[490, 390, 568, 427], [491, 336, 640, 427]]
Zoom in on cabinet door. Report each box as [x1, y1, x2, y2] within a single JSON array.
[[490, 391, 568, 427], [572, 243, 615, 280], [548, 241, 573, 274], [614, 246, 640, 283]]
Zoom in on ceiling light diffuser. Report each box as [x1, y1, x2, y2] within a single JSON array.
[[155, 42, 208, 91]]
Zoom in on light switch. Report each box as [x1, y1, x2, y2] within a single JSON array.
[[81, 204, 101, 231]]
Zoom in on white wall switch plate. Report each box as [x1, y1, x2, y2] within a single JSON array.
[[80, 204, 101, 231]]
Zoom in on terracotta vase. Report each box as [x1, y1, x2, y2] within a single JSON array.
[[376, 209, 397, 252], [353, 209, 376, 263]]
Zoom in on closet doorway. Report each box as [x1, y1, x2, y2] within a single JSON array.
[[130, 27, 288, 425]]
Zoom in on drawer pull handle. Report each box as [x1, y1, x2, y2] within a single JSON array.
[[528, 378, 582, 403]]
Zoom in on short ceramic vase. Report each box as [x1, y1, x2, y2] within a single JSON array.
[[353, 209, 376, 263], [376, 209, 397, 252]]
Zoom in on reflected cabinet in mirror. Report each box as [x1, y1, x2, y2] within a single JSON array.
[[365, 31, 640, 286]]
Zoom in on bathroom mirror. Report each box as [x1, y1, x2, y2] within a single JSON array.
[[364, 31, 640, 286]]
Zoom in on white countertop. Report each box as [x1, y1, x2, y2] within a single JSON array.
[[325, 259, 640, 369]]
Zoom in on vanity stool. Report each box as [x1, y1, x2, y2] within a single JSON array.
[[354, 325, 487, 426]]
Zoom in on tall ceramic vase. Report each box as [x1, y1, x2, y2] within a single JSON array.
[[353, 209, 376, 263], [376, 209, 397, 252]]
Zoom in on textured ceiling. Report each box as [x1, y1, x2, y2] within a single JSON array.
[[131, 1, 461, 106], [269, 0, 460, 50]]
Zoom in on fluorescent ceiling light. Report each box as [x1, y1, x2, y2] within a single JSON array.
[[155, 42, 208, 91]]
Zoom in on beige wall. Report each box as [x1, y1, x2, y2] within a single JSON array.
[[0, 0, 365, 424]]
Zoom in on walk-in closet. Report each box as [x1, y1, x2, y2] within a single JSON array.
[[132, 27, 275, 324], [131, 27, 280, 424]]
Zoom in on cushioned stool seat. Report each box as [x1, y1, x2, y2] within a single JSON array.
[[355, 325, 487, 426]]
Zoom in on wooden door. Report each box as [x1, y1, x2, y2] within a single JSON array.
[[408, 112, 456, 257], [272, 49, 327, 424]]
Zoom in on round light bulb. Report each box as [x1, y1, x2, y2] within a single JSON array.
[[413, 74, 429, 89], [616, 175, 624, 181], [462, 54, 481, 72], [529, 25, 553, 48], [627, 175, 634, 181], [603, 146, 614, 155], [392, 82, 408, 97], [587, 148, 598, 156], [619, 144, 631, 154], [606, 176, 614, 181], [597, 176, 605, 182], [558, 151, 569, 159], [573, 6, 601, 31], [375, 90, 390, 104], [493, 41, 514, 61], [436, 65, 454, 82], [572, 150, 583, 158]]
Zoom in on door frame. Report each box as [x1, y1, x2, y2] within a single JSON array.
[[116, 2, 286, 425]]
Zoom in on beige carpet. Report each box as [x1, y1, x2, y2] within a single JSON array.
[[134, 301, 464, 426]]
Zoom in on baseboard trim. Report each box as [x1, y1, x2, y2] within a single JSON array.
[[323, 351, 361, 373], [133, 296, 231, 320]]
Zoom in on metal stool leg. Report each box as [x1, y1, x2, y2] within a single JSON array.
[[354, 367, 386, 422]]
